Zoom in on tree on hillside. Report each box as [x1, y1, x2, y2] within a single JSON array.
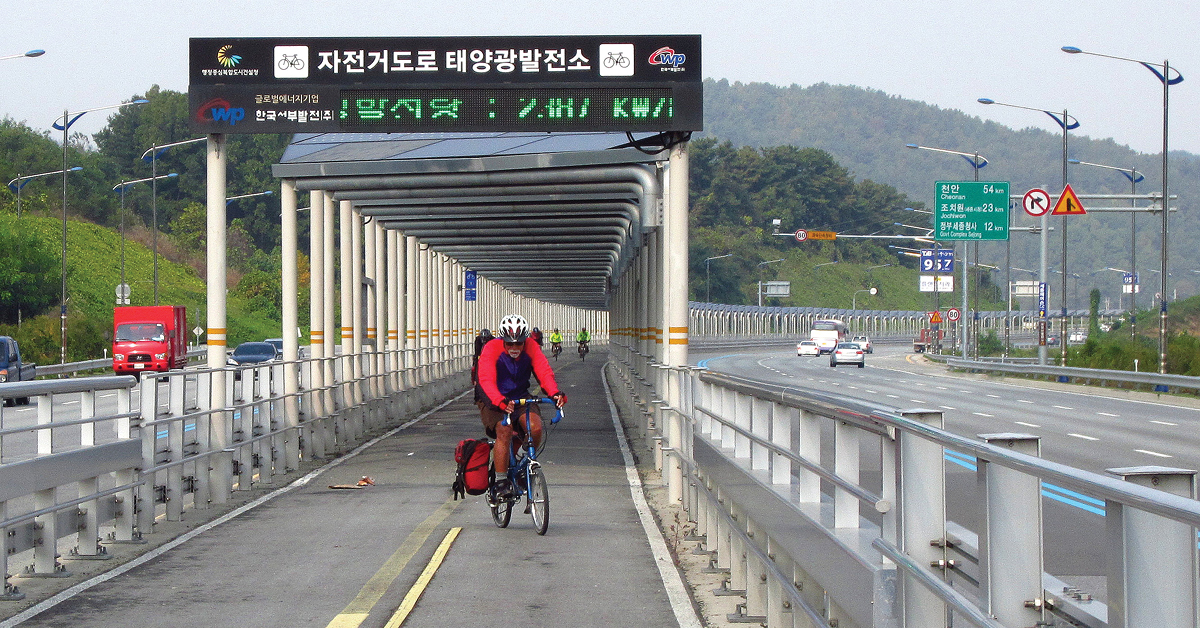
[[0, 218, 58, 324]]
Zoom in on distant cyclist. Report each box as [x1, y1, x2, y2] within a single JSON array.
[[471, 328, 494, 403], [531, 327, 544, 347], [576, 327, 591, 349], [548, 329, 563, 359], [476, 315, 567, 497]]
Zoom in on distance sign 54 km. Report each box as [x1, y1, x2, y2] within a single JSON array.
[[933, 181, 1010, 241]]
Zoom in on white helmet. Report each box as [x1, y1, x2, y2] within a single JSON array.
[[497, 314, 530, 342]]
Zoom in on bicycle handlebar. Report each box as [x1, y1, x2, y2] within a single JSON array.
[[501, 397, 564, 426]]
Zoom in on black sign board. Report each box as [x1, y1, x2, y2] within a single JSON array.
[[188, 36, 702, 134]]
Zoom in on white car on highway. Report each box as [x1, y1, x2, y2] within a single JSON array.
[[829, 342, 866, 368], [797, 340, 820, 356]]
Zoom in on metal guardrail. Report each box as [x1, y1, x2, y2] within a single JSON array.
[[32, 348, 208, 378], [609, 341, 1200, 628], [0, 344, 471, 600], [944, 357, 1200, 394]]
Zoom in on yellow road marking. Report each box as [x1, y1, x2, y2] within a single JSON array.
[[324, 499, 460, 628], [383, 527, 462, 628]]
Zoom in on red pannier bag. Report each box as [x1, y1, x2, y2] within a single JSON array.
[[452, 438, 492, 500]]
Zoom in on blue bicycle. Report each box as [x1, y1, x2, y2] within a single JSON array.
[[486, 397, 562, 535]]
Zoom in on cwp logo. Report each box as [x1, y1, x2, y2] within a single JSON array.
[[195, 98, 245, 126], [648, 46, 686, 70]]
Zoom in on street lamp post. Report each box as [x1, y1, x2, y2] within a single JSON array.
[[7, 167, 82, 327], [1069, 159, 1144, 339], [113, 173, 179, 304], [0, 49, 44, 62], [852, 287, 877, 310], [1063, 46, 1181, 373], [978, 98, 1078, 365], [704, 253, 733, 303], [905, 143, 987, 357], [53, 99, 148, 364], [757, 258, 785, 307], [143, 137, 205, 306]]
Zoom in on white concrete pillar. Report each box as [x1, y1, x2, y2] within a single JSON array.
[[205, 133, 230, 504], [280, 179, 301, 471]]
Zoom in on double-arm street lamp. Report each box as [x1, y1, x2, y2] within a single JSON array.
[[53, 98, 148, 364], [905, 142, 987, 358], [978, 98, 1079, 365], [704, 253, 734, 303], [8, 167, 83, 218], [0, 49, 44, 62], [142, 137, 205, 305], [1063, 45, 1182, 374], [113, 173, 179, 304], [1069, 158, 1144, 338]]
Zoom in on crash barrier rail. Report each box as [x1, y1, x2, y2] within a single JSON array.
[[33, 348, 208, 378], [0, 343, 470, 600], [608, 344, 1200, 628], [943, 357, 1200, 396]]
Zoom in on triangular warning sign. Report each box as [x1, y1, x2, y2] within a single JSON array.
[[1051, 184, 1087, 216], [929, 311, 943, 324]]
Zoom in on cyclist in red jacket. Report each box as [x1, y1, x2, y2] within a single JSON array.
[[476, 314, 567, 497]]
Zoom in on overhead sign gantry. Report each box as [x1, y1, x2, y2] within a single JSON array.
[[188, 36, 702, 133]]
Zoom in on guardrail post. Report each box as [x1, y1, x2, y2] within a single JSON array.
[[834, 417, 860, 529], [728, 503, 747, 595], [1105, 466, 1197, 628], [720, 387, 735, 451], [750, 397, 770, 472], [979, 433, 1043, 628], [770, 402, 792, 485], [33, 486, 66, 576], [167, 374, 185, 521], [898, 409, 946, 628], [74, 390, 102, 558], [113, 386, 138, 542], [797, 408, 820, 502], [138, 376, 158, 534], [743, 519, 767, 622], [734, 391, 751, 460]]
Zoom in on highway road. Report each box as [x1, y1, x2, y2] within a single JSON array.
[[692, 343, 1200, 591]]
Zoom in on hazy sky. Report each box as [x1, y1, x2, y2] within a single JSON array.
[[2, 0, 1196, 155]]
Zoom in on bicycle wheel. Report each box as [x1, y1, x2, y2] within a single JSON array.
[[488, 483, 511, 528], [529, 466, 549, 535]]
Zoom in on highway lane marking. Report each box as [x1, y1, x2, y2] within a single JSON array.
[[326, 500, 462, 628], [382, 527, 463, 628], [909, 399, 925, 404], [986, 394, 1000, 398], [1017, 400, 1034, 404], [972, 412, 993, 417], [939, 405, 956, 410], [1135, 449, 1173, 458], [886, 394, 899, 399], [601, 369, 704, 628], [1068, 433, 1099, 441], [1097, 412, 1119, 417], [1015, 421, 1041, 428], [1151, 420, 1178, 426], [64, 400, 79, 405], [0, 390, 471, 628], [1052, 405, 1074, 410]]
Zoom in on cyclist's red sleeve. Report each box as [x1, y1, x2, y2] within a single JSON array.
[[477, 338, 506, 406], [528, 338, 561, 397]]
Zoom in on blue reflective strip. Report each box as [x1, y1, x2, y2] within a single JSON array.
[[1041, 488, 1106, 516], [696, 354, 743, 369], [1042, 482, 1105, 508], [156, 422, 197, 440], [943, 449, 977, 471], [942, 451, 1109, 517]]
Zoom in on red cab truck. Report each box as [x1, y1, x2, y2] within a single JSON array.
[[113, 306, 187, 375]]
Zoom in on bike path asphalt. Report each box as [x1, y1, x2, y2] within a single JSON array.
[[7, 349, 686, 628]]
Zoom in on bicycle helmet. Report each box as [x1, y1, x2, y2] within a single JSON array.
[[497, 314, 530, 342]]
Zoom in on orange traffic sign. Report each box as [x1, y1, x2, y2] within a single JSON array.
[[807, 230, 837, 241], [929, 311, 943, 324], [1051, 184, 1087, 216]]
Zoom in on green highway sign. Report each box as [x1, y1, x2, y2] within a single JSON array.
[[933, 181, 1009, 241]]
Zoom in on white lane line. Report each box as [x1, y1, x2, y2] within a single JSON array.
[[99, 393, 115, 398], [959, 390, 970, 394], [601, 371, 704, 628], [1097, 412, 1119, 417], [886, 395, 899, 399], [1151, 420, 1178, 426], [1068, 433, 1099, 441], [1017, 400, 1034, 404], [935, 386, 948, 390], [909, 399, 925, 404], [64, 400, 79, 405], [939, 405, 956, 410], [866, 390, 878, 394], [973, 412, 994, 417], [847, 386, 859, 390], [1015, 421, 1041, 428], [986, 394, 1000, 398], [1135, 449, 1173, 458], [1052, 405, 1074, 410]]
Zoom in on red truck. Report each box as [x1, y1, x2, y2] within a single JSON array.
[[113, 306, 187, 376], [912, 327, 944, 353]]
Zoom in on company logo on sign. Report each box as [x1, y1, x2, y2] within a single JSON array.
[[648, 46, 686, 72], [217, 45, 242, 68], [598, 43, 635, 77], [195, 97, 245, 126], [274, 45, 309, 78]]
